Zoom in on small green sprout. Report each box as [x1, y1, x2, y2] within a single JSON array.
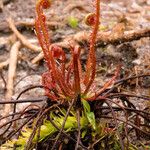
[[99, 24, 108, 31], [68, 16, 79, 28]]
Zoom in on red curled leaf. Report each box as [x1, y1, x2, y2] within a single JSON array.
[[41, 0, 51, 9], [85, 13, 96, 26]]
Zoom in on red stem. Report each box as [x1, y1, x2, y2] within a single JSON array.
[[87, 66, 120, 101], [73, 46, 81, 95], [35, 0, 74, 98], [84, 0, 100, 94]]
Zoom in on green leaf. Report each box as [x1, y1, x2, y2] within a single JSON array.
[[82, 99, 90, 113], [81, 130, 87, 138], [1, 108, 89, 149], [87, 112, 96, 130], [68, 16, 78, 28], [21, 129, 32, 138], [0, 140, 14, 150], [38, 123, 56, 141], [114, 141, 121, 150]]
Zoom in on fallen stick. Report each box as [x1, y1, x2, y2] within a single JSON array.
[[7, 18, 41, 52], [98, 28, 150, 46], [3, 41, 21, 117], [31, 39, 77, 64], [31, 52, 44, 64], [0, 0, 3, 12], [0, 20, 63, 32], [0, 59, 9, 70], [32, 27, 150, 64], [73, 28, 150, 47], [0, 96, 47, 104]]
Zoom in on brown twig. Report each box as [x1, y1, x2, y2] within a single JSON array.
[[7, 17, 41, 52], [0, 70, 6, 89], [0, 96, 47, 104], [105, 100, 125, 150], [0, 112, 20, 121], [75, 109, 81, 150], [115, 74, 150, 85], [0, 20, 63, 32], [32, 28, 150, 64], [0, 59, 9, 70], [51, 98, 76, 150], [74, 28, 150, 47], [0, 0, 4, 12], [63, 1, 89, 13], [3, 41, 21, 117], [100, 74, 150, 102], [97, 106, 150, 117], [0, 86, 45, 139], [108, 93, 150, 100], [14, 73, 41, 87], [1, 104, 40, 137], [0, 113, 32, 130], [12, 85, 44, 118], [4, 111, 39, 144], [24, 103, 60, 150], [57, 28, 150, 48], [24, 104, 46, 150], [31, 39, 77, 64], [100, 115, 150, 137], [31, 52, 44, 64], [47, 112, 88, 149]]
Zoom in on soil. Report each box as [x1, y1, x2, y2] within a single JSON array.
[[0, 0, 150, 149]]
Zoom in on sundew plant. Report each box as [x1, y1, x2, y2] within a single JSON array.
[[35, 0, 119, 103]]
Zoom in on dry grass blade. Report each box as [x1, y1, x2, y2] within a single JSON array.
[[3, 41, 21, 117]]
